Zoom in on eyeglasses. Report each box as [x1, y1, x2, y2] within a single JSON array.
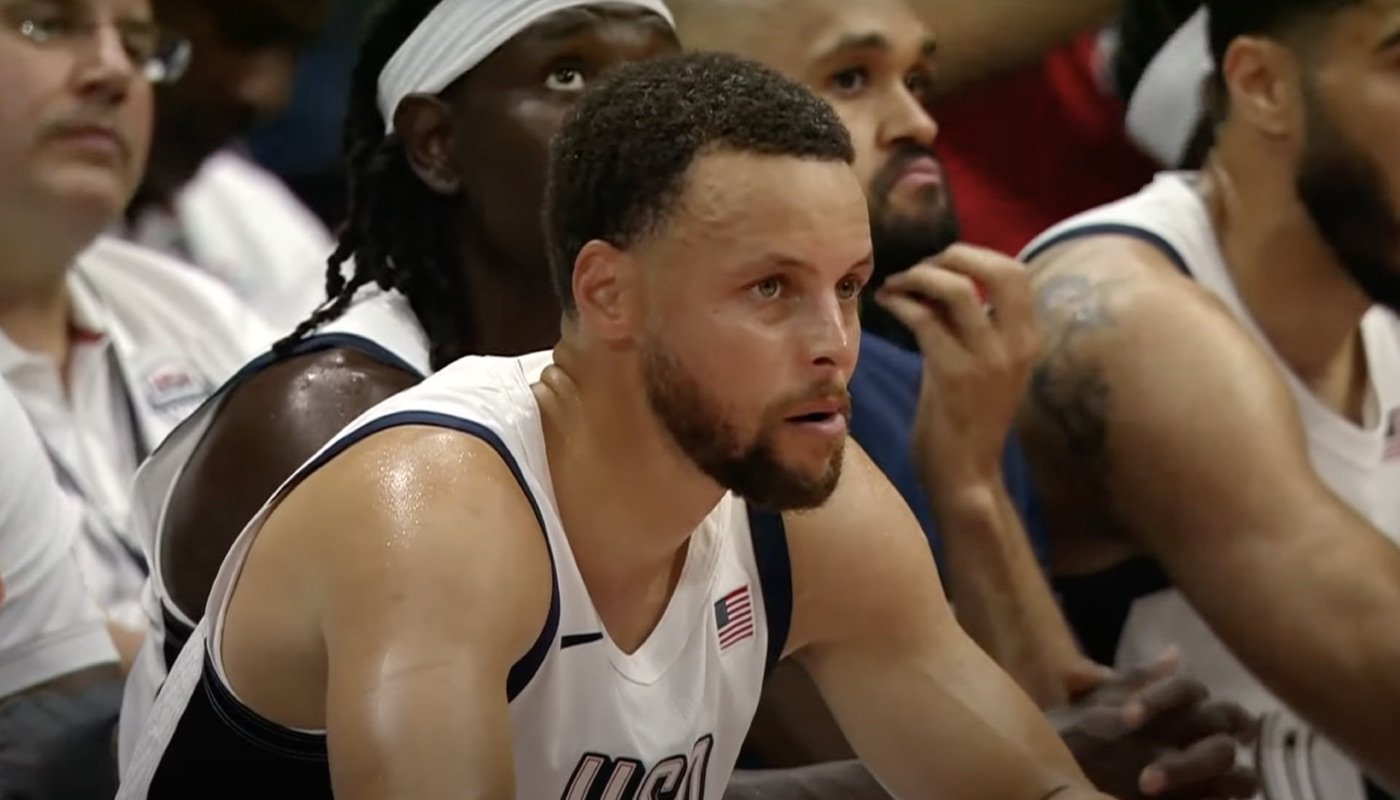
[[2, 2, 191, 84]]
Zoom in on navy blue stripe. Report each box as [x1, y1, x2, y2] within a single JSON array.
[[747, 510, 791, 677], [282, 410, 560, 702], [1023, 223, 1190, 275]]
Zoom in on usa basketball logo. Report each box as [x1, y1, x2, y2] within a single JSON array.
[[1386, 409, 1400, 460], [714, 586, 754, 651]]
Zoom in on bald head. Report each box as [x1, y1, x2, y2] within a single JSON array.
[[672, 0, 958, 295]]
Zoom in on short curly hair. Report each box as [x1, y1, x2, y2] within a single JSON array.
[[544, 50, 855, 313]]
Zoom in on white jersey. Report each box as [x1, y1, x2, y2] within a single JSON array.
[[0, 379, 117, 698], [122, 151, 333, 330], [117, 288, 430, 770], [0, 237, 273, 634], [118, 352, 789, 800], [1023, 172, 1400, 800]]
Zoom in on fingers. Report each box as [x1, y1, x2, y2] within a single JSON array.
[[1127, 675, 1209, 730], [1138, 733, 1258, 798], [931, 244, 1036, 336], [877, 261, 995, 350], [872, 286, 962, 358]]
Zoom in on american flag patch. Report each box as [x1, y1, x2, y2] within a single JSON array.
[[715, 586, 754, 651], [1387, 409, 1400, 460]]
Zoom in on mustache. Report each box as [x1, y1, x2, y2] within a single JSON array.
[[872, 143, 940, 198]]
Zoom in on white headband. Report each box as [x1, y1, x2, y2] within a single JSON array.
[[1126, 7, 1212, 167], [377, 0, 676, 133]]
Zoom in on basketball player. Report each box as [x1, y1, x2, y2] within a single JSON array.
[[117, 50, 1112, 800], [676, 3, 1256, 798], [1019, 0, 1400, 796], [0, 379, 125, 797], [113, 0, 687, 768], [0, 0, 273, 668], [121, 0, 336, 329]]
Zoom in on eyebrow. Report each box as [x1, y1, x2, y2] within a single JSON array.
[[816, 31, 938, 63], [745, 252, 874, 274]]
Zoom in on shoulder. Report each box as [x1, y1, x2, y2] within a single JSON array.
[[273, 422, 554, 646], [74, 236, 275, 359], [182, 152, 331, 242]]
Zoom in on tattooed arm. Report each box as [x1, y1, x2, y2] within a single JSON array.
[[1019, 238, 1400, 785]]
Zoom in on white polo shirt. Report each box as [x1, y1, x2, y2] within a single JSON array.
[[0, 378, 117, 699], [122, 151, 332, 330], [0, 237, 274, 630]]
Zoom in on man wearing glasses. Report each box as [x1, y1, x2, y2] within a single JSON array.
[[0, 0, 272, 676]]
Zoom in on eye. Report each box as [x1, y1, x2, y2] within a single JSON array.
[[828, 66, 869, 96], [836, 275, 864, 301], [904, 68, 932, 100], [13, 3, 78, 41], [545, 66, 586, 92], [752, 277, 784, 300]]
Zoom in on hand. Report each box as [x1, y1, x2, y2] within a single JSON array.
[[873, 245, 1039, 495], [1049, 653, 1259, 800]]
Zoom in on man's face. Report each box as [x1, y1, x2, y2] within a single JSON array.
[[685, 0, 956, 281], [0, 0, 154, 247], [630, 151, 872, 511], [446, 4, 680, 291], [144, 0, 326, 197], [1292, 0, 1400, 311]]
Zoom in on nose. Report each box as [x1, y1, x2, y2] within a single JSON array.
[[233, 49, 297, 119], [74, 25, 136, 105], [877, 83, 939, 151], [804, 293, 859, 379]]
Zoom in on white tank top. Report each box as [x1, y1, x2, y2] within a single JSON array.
[[117, 288, 432, 771], [118, 352, 787, 800], [1024, 172, 1400, 800]]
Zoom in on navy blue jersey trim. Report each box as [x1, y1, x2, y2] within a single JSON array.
[[1023, 223, 1190, 275], [747, 510, 792, 677], [203, 652, 328, 760]]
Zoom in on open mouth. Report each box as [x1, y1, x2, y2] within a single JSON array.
[[788, 411, 838, 424]]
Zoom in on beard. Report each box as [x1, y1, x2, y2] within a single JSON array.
[[861, 144, 962, 348], [640, 338, 846, 512], [1296, 94, 1400, 313]]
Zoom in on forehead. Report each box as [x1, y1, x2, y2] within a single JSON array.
[[742, 0, 932, 74], [482, 4, 676, 67], [663, 150, 870, 257]]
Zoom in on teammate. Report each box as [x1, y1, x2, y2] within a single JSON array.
[[0, 380, 124, 798], [121, 0, 335, 329], [676, 3, 1255, 798], [1019, 0, 1400, 795], [0, 0, 273, 668], [118, 50, 1111, 800]]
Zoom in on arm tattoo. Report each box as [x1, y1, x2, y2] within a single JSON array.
[[1028, 273, 1125, 464]]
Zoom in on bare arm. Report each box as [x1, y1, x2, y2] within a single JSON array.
[[254, 427, 552, 799], [904, 0, 1121, 93], [1023, 241, 1400, 785], [784, 445, 1108, 800], [161, 348, 418, 621], [877, 246, 1092, 707]]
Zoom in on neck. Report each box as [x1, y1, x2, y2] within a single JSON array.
[[0, 232, 81, 375], [538, 340, 725, 594], [456, 237, 562, 357], [1202, 148, 1373, 418]]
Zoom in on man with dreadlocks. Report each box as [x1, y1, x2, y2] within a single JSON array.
[[118, 49, 1113, 800], [115, 0, 684, 770]]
